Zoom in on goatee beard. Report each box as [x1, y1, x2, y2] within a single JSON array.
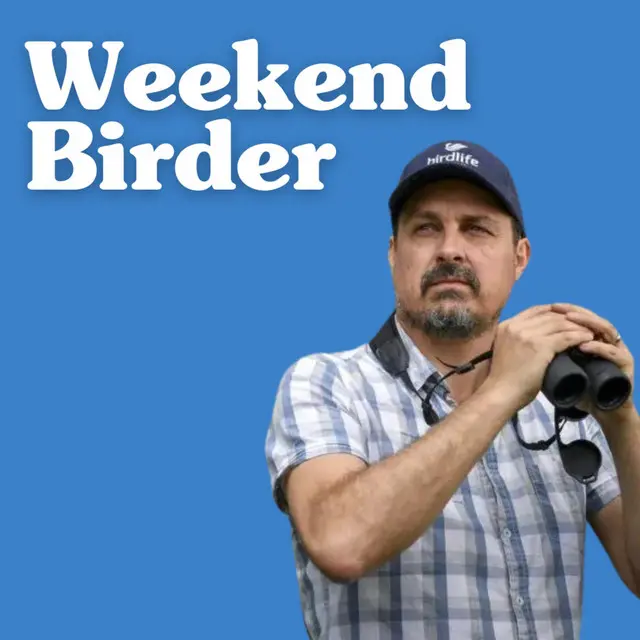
[[398, 301, 494, 341], [397, 261, 498, 340]]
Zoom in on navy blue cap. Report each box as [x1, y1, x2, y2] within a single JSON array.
[[388, 141, 525, 237]]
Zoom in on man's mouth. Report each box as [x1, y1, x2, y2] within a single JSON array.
[[430, 279, 470, 287], [421, 264, 480, 297]]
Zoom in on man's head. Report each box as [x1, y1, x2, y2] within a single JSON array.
[[387, 141, 531, 341]]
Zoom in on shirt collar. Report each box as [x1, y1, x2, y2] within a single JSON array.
[[393, 313, 452, 401]]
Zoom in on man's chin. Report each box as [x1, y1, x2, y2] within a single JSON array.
[[429, 297, 473, 314], [399, 300, 489, 341]]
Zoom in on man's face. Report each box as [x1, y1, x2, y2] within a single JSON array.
[[389, 179, 530, 340]]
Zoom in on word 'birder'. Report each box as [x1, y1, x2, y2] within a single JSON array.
[[27, 119, 335, 191]]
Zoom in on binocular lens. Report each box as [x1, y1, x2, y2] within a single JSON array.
[[542, 352, 589, 409], [595, 377, 631, 410], [553, 374, 588, 407], [579, 356, 632, 411]]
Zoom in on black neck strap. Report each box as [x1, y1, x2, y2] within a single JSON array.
[[369, 312, 495, 425], [369, 313, 412, 384], [369, 312, 439, 424]]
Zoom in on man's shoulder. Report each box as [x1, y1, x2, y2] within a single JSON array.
[[277, 340, 384, 392]]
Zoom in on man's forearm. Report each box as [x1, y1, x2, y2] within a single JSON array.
[[309, 381, 517, 580], [600, 408, 640, 586]]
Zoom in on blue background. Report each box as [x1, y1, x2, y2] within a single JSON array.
[[3, 0, 639, 638]]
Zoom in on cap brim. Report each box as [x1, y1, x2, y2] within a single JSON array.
[[388, 163, 516, 224]]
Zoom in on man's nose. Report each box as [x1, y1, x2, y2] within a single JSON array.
[[435, 228, 466, 262]]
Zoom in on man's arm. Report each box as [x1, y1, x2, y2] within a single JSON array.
[[283, 380, 515, 582], [588, 408, 640, 598], [270, 305, 592, 583]]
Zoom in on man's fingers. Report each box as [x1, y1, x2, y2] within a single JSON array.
[[565, 311, 618, 344], [505, 305, 614, 347], [502, 307, 557, 331], [517, 312, 591, 337], [551, 303, 619, 345], [577, 340, 628, 364], [552, 329, 597, 352], [550, 303, 580, 312], [517, 304, 553, 320]]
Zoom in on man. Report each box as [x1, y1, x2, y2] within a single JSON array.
[[264, 141, 640, 639]]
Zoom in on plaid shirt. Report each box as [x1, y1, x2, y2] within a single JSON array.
[[265, 315, 621, 640]]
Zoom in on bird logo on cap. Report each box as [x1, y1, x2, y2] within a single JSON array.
[[444, 142, 468, 152]]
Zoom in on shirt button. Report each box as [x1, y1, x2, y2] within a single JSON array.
[[516, 596, 525, 606], [502, 528, 512, 540]]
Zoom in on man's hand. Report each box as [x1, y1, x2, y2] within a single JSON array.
[[484, 304, 595, 411], [550, 302, 636, 423]]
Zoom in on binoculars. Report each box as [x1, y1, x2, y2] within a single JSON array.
[[542, 347, 631, 417]]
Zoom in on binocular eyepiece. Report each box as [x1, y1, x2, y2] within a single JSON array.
[[542, 347, 631, 415]]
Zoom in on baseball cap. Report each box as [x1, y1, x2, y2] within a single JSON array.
[[388, 141, 526, 237]]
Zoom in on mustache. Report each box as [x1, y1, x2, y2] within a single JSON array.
[[421, 263, 481, 296]]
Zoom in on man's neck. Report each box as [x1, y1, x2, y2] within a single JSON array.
[[395, 314, 497, 405]]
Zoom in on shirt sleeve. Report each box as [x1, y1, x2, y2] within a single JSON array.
[[584, 414, 621, 515], [265, 353, 370, 514]]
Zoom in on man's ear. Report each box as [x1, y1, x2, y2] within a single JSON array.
[[388, 235, 396, 274], [514, 237, 531, 280]]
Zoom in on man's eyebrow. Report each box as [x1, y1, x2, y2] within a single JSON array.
[[464, 214, 500, 227], [406, 210, 500, 226], [405, 209, 439, 221]]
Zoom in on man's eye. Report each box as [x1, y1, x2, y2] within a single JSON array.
[[469, 224, 490, 234]]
